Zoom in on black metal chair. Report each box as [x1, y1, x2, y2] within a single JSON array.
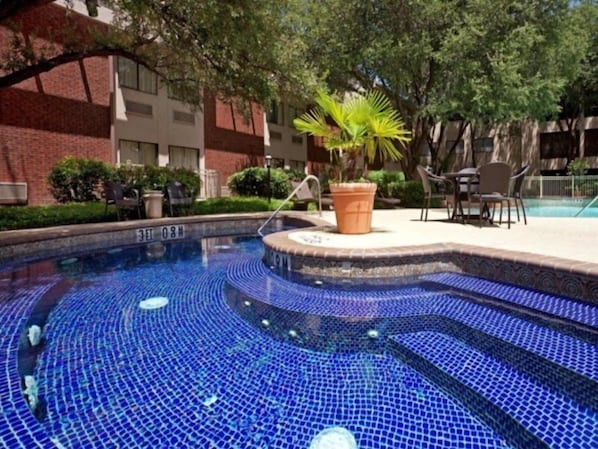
[[165, 181, 194, 216], [416, 165, 452, 221], [103, 181, 142, 220]]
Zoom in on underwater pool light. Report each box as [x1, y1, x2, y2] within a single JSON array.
[[309, 427, 357, 449], [139, 297, 169, 310]]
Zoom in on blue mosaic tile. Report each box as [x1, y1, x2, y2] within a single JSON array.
[[391, 331, 597, 449], [421, 272, 597, 329], [0, 237, 596, 448], [228, 259, 597, 382]]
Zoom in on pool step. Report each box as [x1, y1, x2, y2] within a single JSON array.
[[228, 259, 597, 393], [389, 315, 597, 413], [389, 331, 597, 449], [420, 272, 597, 331]]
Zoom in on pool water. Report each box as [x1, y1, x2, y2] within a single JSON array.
[[524, 198, 598, 217], [1, 236, 596, 448]]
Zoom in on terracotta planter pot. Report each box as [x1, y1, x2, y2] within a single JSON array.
[[329, 183, 377, 234]]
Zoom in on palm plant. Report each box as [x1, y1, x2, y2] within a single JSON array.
[[293, 90, 411, 182]]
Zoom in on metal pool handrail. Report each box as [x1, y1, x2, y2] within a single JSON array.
[[257, 174, 322, 237], [574, 194, 598, 217]]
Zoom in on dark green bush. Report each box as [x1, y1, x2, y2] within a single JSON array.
[[48, 157, 113, 203], [395, 180, 424, 207], [113, 165, 201, 197], [228, 167, 290, 199], [367, 170, 405, 197]]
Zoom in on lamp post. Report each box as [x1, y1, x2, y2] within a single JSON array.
[[265, 154, 272, 203]]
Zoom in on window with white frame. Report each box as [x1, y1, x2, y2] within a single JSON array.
[[117, 57, 157, 94], [119, 140, 158, 166], [267, 101, 283, 125], [473, 137, 494, 153], [169, 146, 199, 172]]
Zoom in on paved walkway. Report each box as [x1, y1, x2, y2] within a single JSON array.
[[307, 208, 597, 265]]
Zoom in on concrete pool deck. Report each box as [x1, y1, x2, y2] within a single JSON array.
[[305, 208, 597, 265]]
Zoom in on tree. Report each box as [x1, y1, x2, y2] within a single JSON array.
[[0, 1, 319, 107], [553, 0, 598, 165], [295, 0, 581, 176]]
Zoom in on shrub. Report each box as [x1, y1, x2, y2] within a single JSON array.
[[228, 167, 290, 199], [48, 157, 113, 203], [113, 165, 201, 197], [367, 169, 405, 197], [395, 180, 424, 207]]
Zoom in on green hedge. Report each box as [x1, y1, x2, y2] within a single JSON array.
[[227, 167, 291, 199], [47, 157, 201, 203]]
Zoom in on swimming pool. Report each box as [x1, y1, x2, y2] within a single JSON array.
[[524, 198, 598, 217], [1, 236, 596, 448]]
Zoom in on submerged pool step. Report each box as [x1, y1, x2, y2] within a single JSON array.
[[389, 315, 597, 413], [228, 259, 597, 389], [389, 331, 597, 449], [420, 272, 597, 330]]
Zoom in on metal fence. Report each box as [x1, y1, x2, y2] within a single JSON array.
[[524, 175, 598, 198]]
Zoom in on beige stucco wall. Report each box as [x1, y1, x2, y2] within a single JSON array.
[[112, 61, 205, 170]]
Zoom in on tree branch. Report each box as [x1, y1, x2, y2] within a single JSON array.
[[0, 47, 145, 88]]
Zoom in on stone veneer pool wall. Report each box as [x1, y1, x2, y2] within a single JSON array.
[[263, 228, 598, 304]]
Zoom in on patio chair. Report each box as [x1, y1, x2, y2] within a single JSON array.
[[416, 165, 452, 221], [290, 181, 333, 210], [375, 190, 401, 209], [506, 165, 529, 225], [469, 162, 512, 228], [165, 181, 194, 216], [103, 181, 142, 220]]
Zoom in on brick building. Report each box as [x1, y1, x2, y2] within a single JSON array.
[[0, 1, 317, 205]]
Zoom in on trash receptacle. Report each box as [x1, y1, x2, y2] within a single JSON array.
[[143, 191, 164, 218]]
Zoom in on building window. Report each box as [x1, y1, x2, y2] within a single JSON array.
[[291, 135, 303, 145], [289, 160, 305, 172], [584, 129, 598, 157], [270, 157, 285, 168], [287, 105, 302, 127], [270, 131, 282, 140], [446, 140, 464, 154], [540, 131, 578, 159], [169, 146, 199, 172], [117, 57, 157, 94], [267, 101, 283, 125], [473, 137, 494, 153], [119, 140, 158, 166]]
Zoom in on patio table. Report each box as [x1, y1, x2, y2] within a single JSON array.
[[442, 170, 479, 222]]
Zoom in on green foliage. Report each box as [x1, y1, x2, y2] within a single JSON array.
[[227, 167, 290, 199], [367, 170, 405, 196], [0, 197, 289, 231], [191, 197, 291, 214], [394, 180, 425, 208], [296, 0, 578, 174], [567, 158, 590, 176], [113, 165, 201, 197], [48, 157, 202, 203], [47, 156, 112, 203], [293, 90, 410, 181], [1, 1, 322, 103], [0, 202, 114, 231]]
